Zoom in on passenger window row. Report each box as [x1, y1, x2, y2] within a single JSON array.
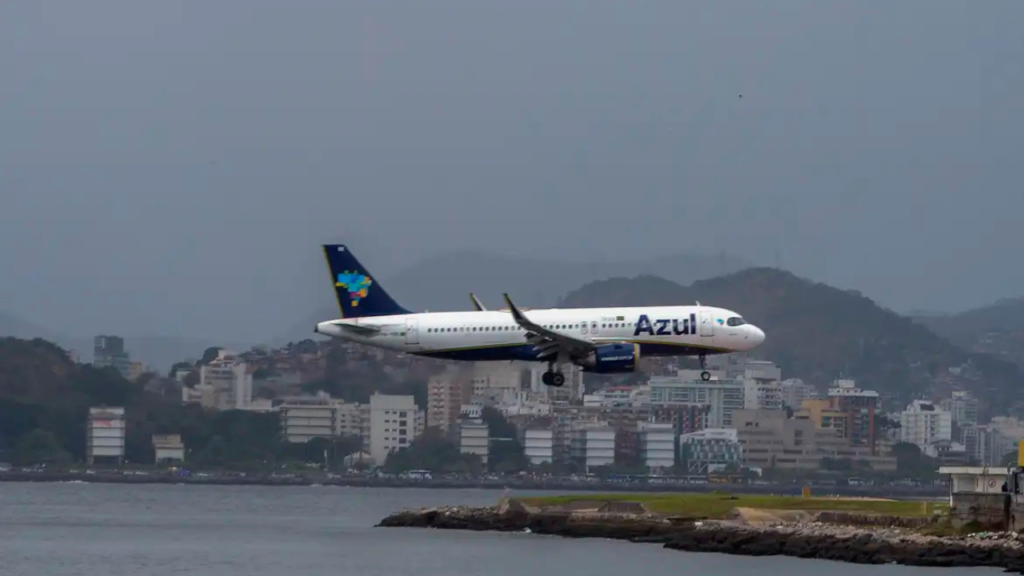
[[425, 321, 631, 333]]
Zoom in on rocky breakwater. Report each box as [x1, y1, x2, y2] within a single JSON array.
[[377, 503, 1024, 572]]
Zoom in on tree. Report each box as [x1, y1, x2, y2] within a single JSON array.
[[481, 407, 528, 473], [890, 442, 940, 480], [183, 371, 200, 388], [198, 347, 223, 366], [13, 429, 70, 465], [382, 427, 482, 473], [168, 362, 193, 379]]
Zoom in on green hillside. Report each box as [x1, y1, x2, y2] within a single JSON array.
[[0, 337, 338, 467]]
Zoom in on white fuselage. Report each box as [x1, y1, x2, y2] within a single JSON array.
[[314, 305, 765, 363]]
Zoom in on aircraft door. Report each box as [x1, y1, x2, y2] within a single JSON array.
[[405, 318, 419, 345], [591, 321, 598, 335], [699, 310, 714, 337], [581, 321, 588, 335]]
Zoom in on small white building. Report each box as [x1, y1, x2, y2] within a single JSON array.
[[939, 466, 1010, 494], [152, 434, 185, 463], [459, 419, 489, 465]]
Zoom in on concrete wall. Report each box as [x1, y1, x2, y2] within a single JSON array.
[[950, 493, 1009, 530]]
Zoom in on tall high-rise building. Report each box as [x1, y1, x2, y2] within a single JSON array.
[[941, 391, 980, 428], [427, 370, 472, 434], [369, 393, 420, 465], [93, 335, 132, 380], [827, 379, 880, 454]]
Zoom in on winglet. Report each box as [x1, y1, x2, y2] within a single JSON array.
[[502, 293, 526, 322], [470, 293, 487, 311]]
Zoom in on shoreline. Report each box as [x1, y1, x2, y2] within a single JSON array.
[[0, 472, 946, 497], [377, 503, 1024, 572]]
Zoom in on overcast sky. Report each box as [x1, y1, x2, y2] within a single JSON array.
[[1, 1, 1022, 343]]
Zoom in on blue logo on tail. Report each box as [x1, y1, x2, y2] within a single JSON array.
[[335, 271, 372, 306]]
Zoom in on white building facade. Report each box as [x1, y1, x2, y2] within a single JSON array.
[[369, 393, 419, 465], [900, 400, 953, 448]]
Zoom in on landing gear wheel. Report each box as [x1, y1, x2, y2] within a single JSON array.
[[541, 372, 553, 386], [701, 371, 711, 381], [550, 372, 565, 387]]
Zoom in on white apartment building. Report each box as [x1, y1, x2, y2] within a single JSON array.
[[459, 419, 489, 465], [427, 371, 471, 433], [740, 360, 782, 382], [743, 379, 783, 411], [649, 375, 745, 428], [900, 400, 953, 448], [941, 391, 980, 428], [196, 350, 253, 411], [780, 378, 817, 409], [524, 427, 555, 465], [569, 425, 615, 470], [638, 421, 675, 470], [369, 393, 420, 465], [471, 362, 524, 403], [337, 402, 371, 440]]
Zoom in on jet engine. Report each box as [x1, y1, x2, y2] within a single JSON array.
[[577, 343, 640, 373]]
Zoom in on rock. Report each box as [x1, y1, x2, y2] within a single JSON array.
[[376, 504, 1024, 573]]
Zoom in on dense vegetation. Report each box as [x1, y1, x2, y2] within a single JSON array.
[[0, 337, 358, 468], [559, 268, 1024, 414]]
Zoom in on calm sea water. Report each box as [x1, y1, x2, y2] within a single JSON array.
[[0, 482, 1001, 576]]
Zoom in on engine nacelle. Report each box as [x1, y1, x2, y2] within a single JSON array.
[[578, 343, 640, 373]]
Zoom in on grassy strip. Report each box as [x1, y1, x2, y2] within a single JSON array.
[[520, 493, 947, 519]]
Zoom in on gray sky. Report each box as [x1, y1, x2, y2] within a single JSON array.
[[1, 1, 1022, 343]]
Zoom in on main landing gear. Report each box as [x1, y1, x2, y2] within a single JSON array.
[[699, 354, 711, 381], [541, 361, 566, 387]]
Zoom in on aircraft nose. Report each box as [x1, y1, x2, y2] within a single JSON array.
[[749, 325, 765, 347]]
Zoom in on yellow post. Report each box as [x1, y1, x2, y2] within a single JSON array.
[[1017, 441, 1024, 468], [801, 485, 811, 498]]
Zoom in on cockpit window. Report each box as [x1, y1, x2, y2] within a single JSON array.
[[726, 317, 746, 327]]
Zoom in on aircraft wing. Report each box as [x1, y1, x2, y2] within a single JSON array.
[[469, 293, 486, 311], [502, 293, 595, 358]]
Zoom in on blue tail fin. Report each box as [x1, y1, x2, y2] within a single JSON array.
[[322, 244, 410, 318]]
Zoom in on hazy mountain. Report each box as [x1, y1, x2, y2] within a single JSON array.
[[560, 269, 1024, 414], [914, 297, 1024, 369], [0, 312, 80, 353], [277, 250, 753, 344], [0, 312, 243, 374]]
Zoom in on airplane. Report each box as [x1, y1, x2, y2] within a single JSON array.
[[313, 244, 765, 386]]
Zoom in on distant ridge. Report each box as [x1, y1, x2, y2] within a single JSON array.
[[560, 267, 1024, 413], [0, 312, 244, 373], [914, 296, 1024, 369]]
